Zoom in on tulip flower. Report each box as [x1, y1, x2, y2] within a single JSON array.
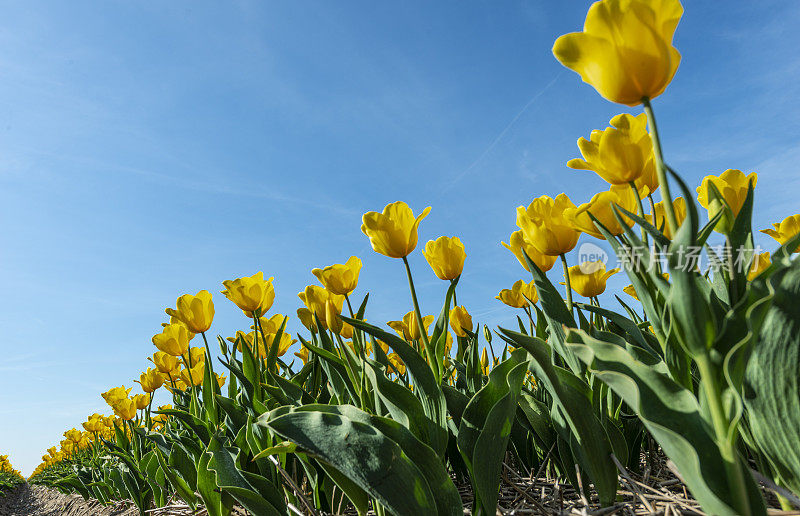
[[297, 308, 317, 332], [386, 353, 406, 376], [747, 252, 771, 281], [294, 345, 310, 365], [183, 346, 206, 366], [101, 386, 132, 407], [132, 394, 150, 410], [136, 368, 165, 393], [496, 280, 537, 308], [361, 201, 431, 258], [221, 272, 275, 315], [113, 398, 138, 421], [761, 214, 800, 252], [150, 351, 179, 375], [501, 230, 557, 273], [568, 113, 655, 186], [298, 285, 344, 329], [388, 311, 434, 341], [647, 197, 687, 239], [312, 256, 362, 296], [565, 261, 619, 297], [215, 373, 226, 388], [553, 0, 683, 106], [166, 290, 214, 334], [152, 323, 191, 357], [566, 186, 640, 239], [179, 362, 205, 387], [516, 194, 580, 256], [696, 169, 757, 234], [256, 313, 290, 334], [422, 236, 466, 280], [449, 305, 473, 337]]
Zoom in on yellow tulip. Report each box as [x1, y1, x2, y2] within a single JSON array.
[[215, 373, 226, 388], [297, 308, 317, 332], [179, 362, 205, 387], [747, 252, 771, 281], [623, 284, 639, 300], [312, 256, 362, 295], [566, 261, 619, 297], [64, 429, 82, 443], [136, 368, 164, 394], [388, 311, 434, 341], [553, 0, 683, 106], [298, 285, 344, 329], [101, 386, 132, 407], [150, 351, 179, 376], [261, 331, 295, 358], [566, 186, 639, 239], [422, 236, 466, 280], [449, 305, 473, 337], [501, 230, 557, 273], [294, 345, 310, 365], [183, 346, 205, 366], [387, 353, 406, 376], [152, 323, 191, 357], [496, 279, 537, 308], [761, 214, 800, 252], [696, 169, 757, 234], [132, 394, 150, 410], [516, 194, 580, 256], [113, 398, 138, 421], [166, 290, 214, 334], [361, 201, 431, 258], [221, 272, 275, 315], [568, 113, 655, 185], [647, 197, 686, 239]]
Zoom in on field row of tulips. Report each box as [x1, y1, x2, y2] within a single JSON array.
[[0, 455, 24, 496], [25, 1, 800, 515]]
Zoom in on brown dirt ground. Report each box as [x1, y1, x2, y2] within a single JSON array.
[[0, 484, 137, 516]]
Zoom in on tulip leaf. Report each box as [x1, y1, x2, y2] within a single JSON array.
[[567, 329, 765, 516]]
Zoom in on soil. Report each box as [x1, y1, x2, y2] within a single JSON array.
[[0, 484, 137, 516]]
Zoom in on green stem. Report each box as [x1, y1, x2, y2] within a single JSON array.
[[180, 354, 197, 415], [560, 254, 573, 312], [642, 98, 678, 235], [402, 256, 437, 377], [629, 180, 648, 246]]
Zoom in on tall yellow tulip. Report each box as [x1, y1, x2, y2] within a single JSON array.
[[422, 236, 466, 280], [516, 194, 580, 256], [449, 305, 473, 337], [761, 214, 800, 252], [150, 351, 179, 375], [136, 368, 164, 394], [566, 186, 639, 239], [298, 285, 344, 329], [501, 230, 557, 272], [568, 113, 654, 185], [553, 0, 683, 106], [221, 272, 275, 315], [361, 201, 431, 258], [312, 256, 362, 295], [565, 261, 619, 297], [696, 169, 757, 234], [166, 290, 214, 334], [647, 197, 686, 239], [496, 280, 537, 308], [152, 323, 191, 357], [388, 311, 434, 341]]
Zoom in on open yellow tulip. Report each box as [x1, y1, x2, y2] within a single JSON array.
[[312, 256, 362, 295], [516, 194, 580, 256], [423, 236, 466, 280], [553, 0, 683, 106], [361, 201, 431, 258], [761, 214, 800, 252]]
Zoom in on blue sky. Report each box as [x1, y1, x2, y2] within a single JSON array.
[[1, 1, 798, 475]]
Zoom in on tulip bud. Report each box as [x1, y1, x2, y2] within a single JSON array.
[[483, 324, 492, 345]]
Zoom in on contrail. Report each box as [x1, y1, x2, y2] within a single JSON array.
[[440, 71, 563, 195]]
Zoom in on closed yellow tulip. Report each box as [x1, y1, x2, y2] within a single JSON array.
[[312, 256, 362, 295], [256, 313, 290, 334], [553, 0, 683, 106], [113, 398, 138, 421], [261, 331, 295, 358], [568, 113, 655, 185], [388, 311, 433, 341], [566, 262, 619, 297], [101, 386, 132, 407], [422, 236, 466, 280], [696, 169, 757, 234], [298, 285, 344, 329], [747, 252, 771, 281], [516, 194, 580, 256], [152, 323, 191, 357], [132, 394, 150, 410], [183, 346, 205, 366], [179, 362, 205, 387], [325, 299, 344, 335], [761, 214, 800, 252], [166, 290, 214, 334], [647, 197, 686, 239], [449, 305, 473, 337], [361, 201, 431, 258], [496, 280, 537, 308], [566, 186, 639, 239], [221, 272, 275, 315], [150, 351, 179, 375], [136, 368, 164, 394], [501, 230, 557, 273], [297, 308, 317, 332]]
